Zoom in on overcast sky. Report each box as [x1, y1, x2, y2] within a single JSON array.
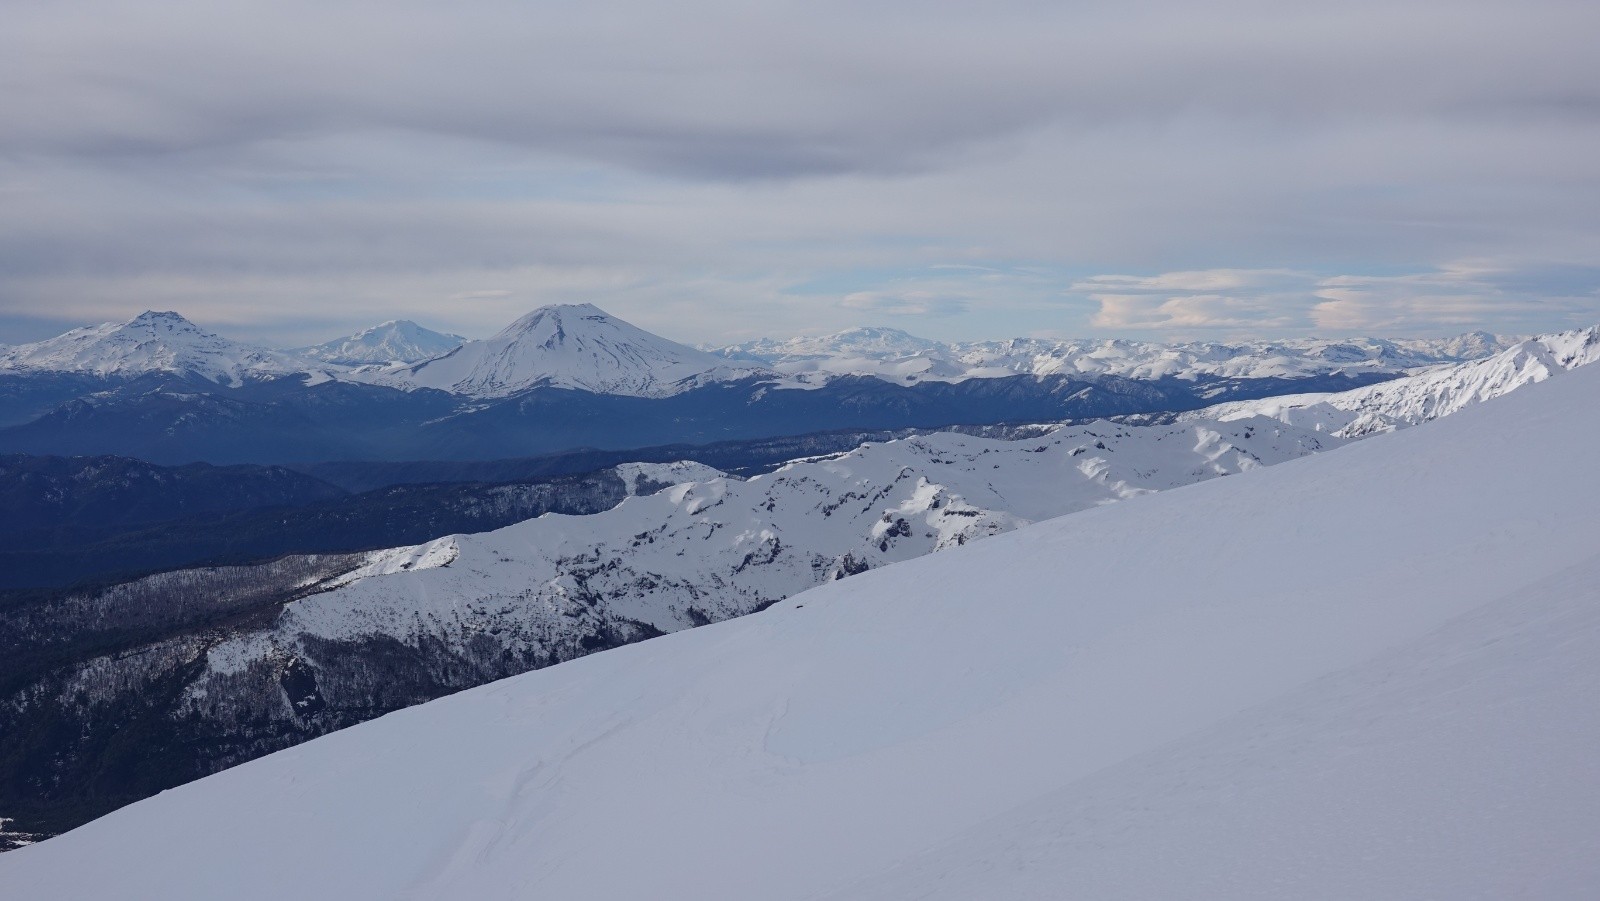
[[3, 0, 1598, 347]]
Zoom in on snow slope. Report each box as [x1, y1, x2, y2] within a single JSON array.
[[1193, 325, 1600, 436], [5, 357, 1598, 899], [716, 328, 1519, 385], [292, 320, 464, 366], [0, 311, 308, 386], [376, 304, 771, 397]]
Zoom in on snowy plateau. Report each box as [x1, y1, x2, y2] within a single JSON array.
[[2, 336, 1598, 898]]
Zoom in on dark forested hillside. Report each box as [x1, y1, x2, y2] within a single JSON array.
[[0, 468, 634, 590], [0, 371, 1395, 464], [0, 454, 346, 537]]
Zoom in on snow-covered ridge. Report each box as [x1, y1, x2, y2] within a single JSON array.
[[0, 311, 308, 387], [1191, 325, 1600, 436], [196, 417, 1333, 673], [715, 327, 1520, 384], [370, 303, 773, 398], [6, 337, 1598, 899], [292, 320, 463, 366]]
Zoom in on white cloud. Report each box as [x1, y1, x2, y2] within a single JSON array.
[[1089, 293, 1299, 330], [1072, 269, 1296, 294], [1081, 263, 1600, 335], [840, 290, 970, 317]]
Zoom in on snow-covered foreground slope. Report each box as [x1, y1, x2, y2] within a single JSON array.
[[1193, 325, 1600, 436], [376, 303, 770, 397], [6, 354, 1599, 899], [717, 326, 1518, 385], [0, 311, 308, 386], [292, 320, 464, 366]]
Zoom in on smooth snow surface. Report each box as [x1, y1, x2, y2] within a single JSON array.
[[5, 365, 1600, 900], [378, 303, 771, 397]]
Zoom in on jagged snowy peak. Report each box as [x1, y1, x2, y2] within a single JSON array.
[[1193, 325, 1600, 436], [373, 303, 772, 398], [0, 311, 308, 387], [291, 320, 464, 366], [191, 417, 1332, 694], [714, 329, 1519, 385], [6, 343, 1598, 900]]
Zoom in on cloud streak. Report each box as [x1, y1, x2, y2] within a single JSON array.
[[1082, 264, 1600, 334]]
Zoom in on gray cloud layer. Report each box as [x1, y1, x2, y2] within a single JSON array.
[[2, 0, 1598, 344]]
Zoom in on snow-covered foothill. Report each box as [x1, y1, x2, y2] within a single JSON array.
[[4, 333, 1597, 900]]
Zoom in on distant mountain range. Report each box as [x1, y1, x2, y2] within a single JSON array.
[[713, 324, 1521, 384], [2, 306, 1520, 397], [0, 305, 1408, 464]]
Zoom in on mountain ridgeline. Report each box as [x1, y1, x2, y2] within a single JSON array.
[[0, 305, 1427, 465]]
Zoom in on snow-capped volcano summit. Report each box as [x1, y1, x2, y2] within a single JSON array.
[[292, 320, 464, 366], [388, 303, 771, 398], [0, 311, 304, 387]]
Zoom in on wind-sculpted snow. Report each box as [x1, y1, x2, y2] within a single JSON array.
[[716, 326, 1518, 386], [1192, 325, 1600, 436], [0, 311, 311, 387], [196, 417, 1332, 676], [5, 341, 1598, 900]]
